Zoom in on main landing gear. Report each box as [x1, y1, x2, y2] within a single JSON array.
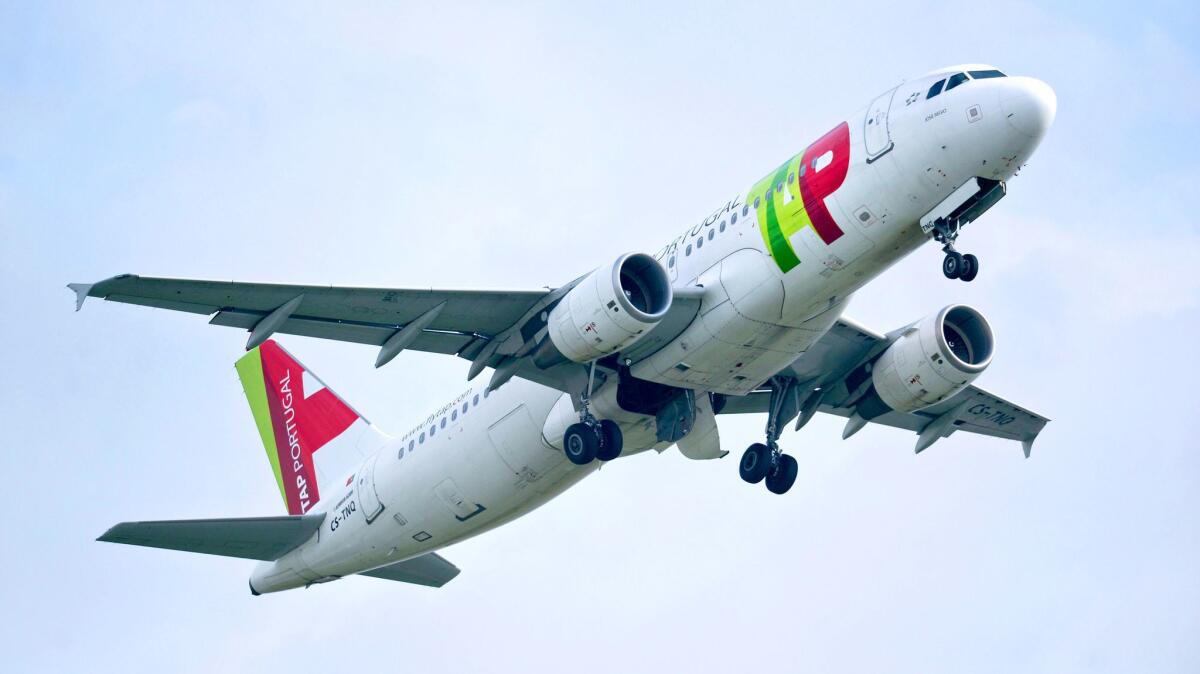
[[932, 216, 979, 282], [563, 361, 624, 466], [739, 377, 800, 495]]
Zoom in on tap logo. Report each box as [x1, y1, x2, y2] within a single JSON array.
[[238, 340, 359, 515], [751, 122, 851, 272]]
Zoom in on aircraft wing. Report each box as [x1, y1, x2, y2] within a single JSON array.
[[718, 317, 1049, 456], [69, 274, 705, 394], [97, 514, 325, 561], [70, 274, 549, 357]]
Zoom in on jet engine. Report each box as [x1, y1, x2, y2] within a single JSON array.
[[534, 253, 672, 366], [856, 305, 994, 418]]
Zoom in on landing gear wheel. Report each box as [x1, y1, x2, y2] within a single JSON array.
[[942, 251, 964, 279], [563, 422, 599, 465], [765, 454, 799, 495], [596, 419, 624, 461], [959, 254, 979, 282], [739, 443, 773, 484]]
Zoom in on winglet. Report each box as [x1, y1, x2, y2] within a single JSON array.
[[67, 283, 94, 311]]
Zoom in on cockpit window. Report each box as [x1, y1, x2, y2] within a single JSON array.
[[927, 79, 946, 99], [945, 72, 969, 92], [968, 69, 1006, 79]]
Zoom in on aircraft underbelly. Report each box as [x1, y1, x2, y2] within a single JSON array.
[[290, 380, 593, 582]]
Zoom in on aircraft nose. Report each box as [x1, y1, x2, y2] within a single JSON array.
[[1000, 77, 1057, 140]]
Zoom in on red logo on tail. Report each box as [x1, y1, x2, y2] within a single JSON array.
[[260, 341, 357, 514]]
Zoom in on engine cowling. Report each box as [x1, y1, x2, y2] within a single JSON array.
[[857, 305, 994, 418], [534, 253, 672, 366]]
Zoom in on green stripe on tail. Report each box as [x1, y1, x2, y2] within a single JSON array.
[[235, 346, 288, 510]]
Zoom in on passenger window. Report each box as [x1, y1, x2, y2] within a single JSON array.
[[397, 447, 405, 459], [473, 394, 480, 406], [451, 410, 457, 421], [668, 255, 675, 268], [788, 172, 795, 184], [440, 417, 447, 428], [419, 432, 425, 443], [409, 439, 415, 451], [462, 402, 468, 413], [742, 205, 749, 217], [753, 197, 760, 209], [968, 69, 1005, 79], [927, 79, 945, 99], [731, 212, 737, 225], [697, 237, 703, 249], [719, 221, 726, 233], [945, 73, 968, 91], [685, 244, 693, 256], [429, 425, 435, 437]]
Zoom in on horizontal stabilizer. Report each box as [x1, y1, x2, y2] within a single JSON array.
[[98, 514, 325, 561], [359, 553, 461, 588]]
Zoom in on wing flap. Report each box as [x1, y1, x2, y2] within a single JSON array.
[[359, 553, 461, 588], [208, 309, 472, 354], [97, 514, 325, 561]]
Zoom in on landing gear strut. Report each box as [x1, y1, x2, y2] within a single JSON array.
[[932, 216, 979, 282], [563, 361, 623, 466], [738, 377, 801, 495]]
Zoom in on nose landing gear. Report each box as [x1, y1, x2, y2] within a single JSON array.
[[942, 250, 979, 282], [932, 217, 979, 282], [738, 377, 802, 495]]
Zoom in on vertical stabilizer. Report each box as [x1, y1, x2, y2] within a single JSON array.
[[235, 340, 390, 515]]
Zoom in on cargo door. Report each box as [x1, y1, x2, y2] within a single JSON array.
[[434, 479, 485, 522]]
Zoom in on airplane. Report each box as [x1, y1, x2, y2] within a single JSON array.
[[72, 64, 1054, 594]]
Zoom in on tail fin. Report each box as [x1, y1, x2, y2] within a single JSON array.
[[235, 340, 390, 515]]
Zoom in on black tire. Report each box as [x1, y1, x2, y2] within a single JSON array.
[[942, 252, 964, 279], [739, 443, 773, 484], [765, 454, 799, 495], [959, 254, 979, 282], [563, 423, 599, 465], [596, 419, 624, 461]]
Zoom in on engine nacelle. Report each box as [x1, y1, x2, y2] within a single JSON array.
[[534, 253, 672, 366], [857, 305, 994, 418]]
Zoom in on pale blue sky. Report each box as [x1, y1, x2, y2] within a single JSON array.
[[2, 2, 1198, 672]]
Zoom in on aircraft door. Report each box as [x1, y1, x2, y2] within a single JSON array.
[[356, 453, 385, 524], [863, 86, 898, 162]]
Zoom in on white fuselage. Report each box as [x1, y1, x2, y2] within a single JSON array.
[[251, 66, 1055, 593]]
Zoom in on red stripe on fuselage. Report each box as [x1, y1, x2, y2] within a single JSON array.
[[798, 121, 850, 245]]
